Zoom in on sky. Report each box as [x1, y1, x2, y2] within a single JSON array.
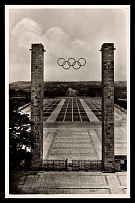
[[7, 5, 130, 82]]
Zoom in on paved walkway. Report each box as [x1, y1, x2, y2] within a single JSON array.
[[43, 128, 100, 161], [43, 126, 127, 162], [9, 171, 128, 196]]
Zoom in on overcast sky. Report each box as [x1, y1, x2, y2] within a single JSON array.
[[7, 5, 130, 82]]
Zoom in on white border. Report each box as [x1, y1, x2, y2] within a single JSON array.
[[5, 6, 9, 197], [5, 5, 129, 9], [126, 5, 130, 198], [5, 5, 130, 198]]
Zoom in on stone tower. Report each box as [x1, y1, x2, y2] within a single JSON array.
[[100, 43, 116, 172], [30, 44, 45, 169]]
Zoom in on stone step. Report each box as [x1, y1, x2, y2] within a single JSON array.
[[50, 148, 95, 153]]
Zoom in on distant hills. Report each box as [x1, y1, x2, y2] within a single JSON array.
[[9, 81, 127, 91]]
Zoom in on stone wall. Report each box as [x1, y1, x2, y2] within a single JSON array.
[[101, 43, 116, 172], [30, 44, 45, 169]]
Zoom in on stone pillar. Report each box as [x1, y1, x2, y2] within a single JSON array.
[[100, 43, 116, 172], [30, 44, 45, 170]]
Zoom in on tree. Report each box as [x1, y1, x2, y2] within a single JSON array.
[[9, 101, 35, 169]]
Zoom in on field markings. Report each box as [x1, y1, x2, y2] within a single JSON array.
[[80, 99, 99, 122], [90, 129, 102, 160], [76, 98, 82, 122], [72, 98, 73, 122], [46, 99, 65, 122], [86, 98, 101, 115], [63, 99, 70, 122]]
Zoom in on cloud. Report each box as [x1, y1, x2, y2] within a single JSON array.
[[11, 18, 91, 57], [9, 18, 99, 82], [12, 18, 41, 37], [11, 18, 43, 49], [44, 27, 70, 58], [46, 27, 69, 43], [71, 39, 91, 51]]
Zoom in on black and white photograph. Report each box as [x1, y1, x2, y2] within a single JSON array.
[[5, 5, 130, 198]]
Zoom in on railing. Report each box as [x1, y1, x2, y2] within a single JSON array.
[[42, 159, 103, 171], [72, 160, 103, 171], [42, 160, 67, 171]]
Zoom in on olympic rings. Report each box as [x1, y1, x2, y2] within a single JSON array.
[[57, 58, 86, 70]]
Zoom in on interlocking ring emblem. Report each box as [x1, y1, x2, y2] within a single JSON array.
[[57, 58, 86, 70]]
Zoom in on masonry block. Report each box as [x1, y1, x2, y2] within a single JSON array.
[[30, 44, 45, 170], [101, 43, 116, 173]]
